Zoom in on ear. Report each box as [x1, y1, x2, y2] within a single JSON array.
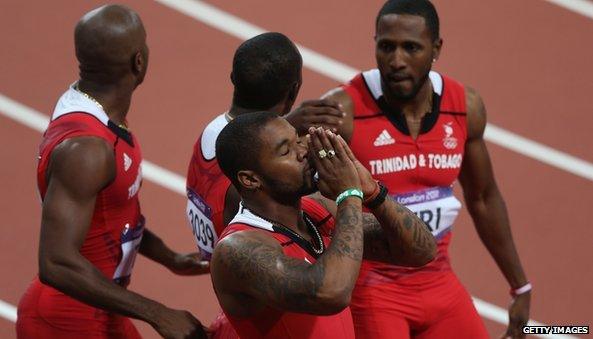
[[132, 50, 147, 75], [230, 71, 236, 86], [287, 81, 300, 103], [432, 38, 443, 63], [237, 170, 261, 191], [284, 79, 302, 111]]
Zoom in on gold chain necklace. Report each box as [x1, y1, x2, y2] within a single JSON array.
[[73, 83, 129, 131]]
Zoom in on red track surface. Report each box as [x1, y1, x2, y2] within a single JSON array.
[[1, 0, 592, 337]]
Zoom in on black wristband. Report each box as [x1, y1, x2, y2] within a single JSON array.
[[364, 183, 388, 209]]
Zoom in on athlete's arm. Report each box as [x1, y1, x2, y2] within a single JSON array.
[[139, 229, 209, 275], [459, 86, 530, 337], [38, 136, 205, 339], [313, 193, 435, 267], [211, 198, 363, 316]]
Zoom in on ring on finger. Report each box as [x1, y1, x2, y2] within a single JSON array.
[[318, 149, 328, 159], [327, 149, 336, 159]]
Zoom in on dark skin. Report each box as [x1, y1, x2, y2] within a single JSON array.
[[211, 119, 435, 318], [297, 13, 530, 339], [38, 5, 207, 339]]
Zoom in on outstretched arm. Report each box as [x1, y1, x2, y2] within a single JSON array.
[[459, 86, 530, 338]]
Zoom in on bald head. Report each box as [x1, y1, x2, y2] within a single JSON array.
[[75, 4, 148, 84]]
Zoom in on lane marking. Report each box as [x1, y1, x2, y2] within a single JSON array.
[[1, 93, 580, 338], [154, 0, 357, 82], [544, 0, 593, 19], [0, 299, 17, 323], [155, 0, 593, 183], [486, 125, 593, 181]]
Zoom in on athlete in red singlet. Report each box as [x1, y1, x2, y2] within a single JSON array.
[[16, 6, 208, 339], [210, 112, 435, 339], [308, 1, 531, 338], [185, 33, 343, 337]]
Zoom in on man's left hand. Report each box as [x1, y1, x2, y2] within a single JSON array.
[[501, 292, 531, 339], [168, 252, 210, 276]]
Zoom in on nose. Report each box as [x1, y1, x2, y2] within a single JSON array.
[[390, 48, 406, 70], [297, 137, 309, 162]]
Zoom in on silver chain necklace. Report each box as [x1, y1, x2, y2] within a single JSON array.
[[246, 207, 325, 256]]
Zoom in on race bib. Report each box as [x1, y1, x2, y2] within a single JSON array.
[[186, 188, 217, 260], [392, 187, 461, 239], [113, 217, 145, 286]]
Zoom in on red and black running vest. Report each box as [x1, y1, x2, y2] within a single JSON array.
[[344, 69, 467, 284]]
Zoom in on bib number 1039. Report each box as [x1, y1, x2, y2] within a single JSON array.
[[186, 189, 217, 260]]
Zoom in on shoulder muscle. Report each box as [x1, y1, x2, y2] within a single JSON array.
[[465, 86, 487, 140], [48, 136, 115, 198]]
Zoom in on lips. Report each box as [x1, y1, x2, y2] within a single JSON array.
[[387, 74, 411, 82]]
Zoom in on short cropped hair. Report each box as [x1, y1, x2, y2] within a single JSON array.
[[376, 0, 440, 41], [231, 32, 302, 110], [216, 111, 280, 188]]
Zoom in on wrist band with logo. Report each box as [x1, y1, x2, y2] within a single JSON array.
[[510, 282, 532, 297], [336, 188, 364, 205]]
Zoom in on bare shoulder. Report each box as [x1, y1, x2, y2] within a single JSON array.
[[306, 191, 337, 216], [214, 229, 282, 254], [322, 87, 355, 141], [465, 85, 487, 139], [322, 87, 353, 113], [49, 136, 115, 194], [211, 230, 283, 282]]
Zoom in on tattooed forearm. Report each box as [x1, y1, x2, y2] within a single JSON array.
[[364, 196, 437, 266], [330, 202, 364, 260]]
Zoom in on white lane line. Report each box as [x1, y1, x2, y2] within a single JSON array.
[[543, 0, 593, 19], [155, 0, 593, 183], [0, 94, 580, 338], [0, 299, 17, 323], [154, 0, 358, 82], [486, 125, 593, 181]]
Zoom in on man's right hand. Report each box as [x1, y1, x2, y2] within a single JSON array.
[[285, 99, 345, 135], [308, 127, 360, 200], [152, 308, 208, 339]]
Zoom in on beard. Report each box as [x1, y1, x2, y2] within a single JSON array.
[[261, 168, 316, 205], [382, 69, 430, 101]]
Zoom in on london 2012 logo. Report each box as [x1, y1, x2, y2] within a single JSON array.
[[442, 122, 458, 149]]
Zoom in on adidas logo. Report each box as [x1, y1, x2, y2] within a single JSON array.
[[373, 130, 395, 147], [123, 153, 132, 172]]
